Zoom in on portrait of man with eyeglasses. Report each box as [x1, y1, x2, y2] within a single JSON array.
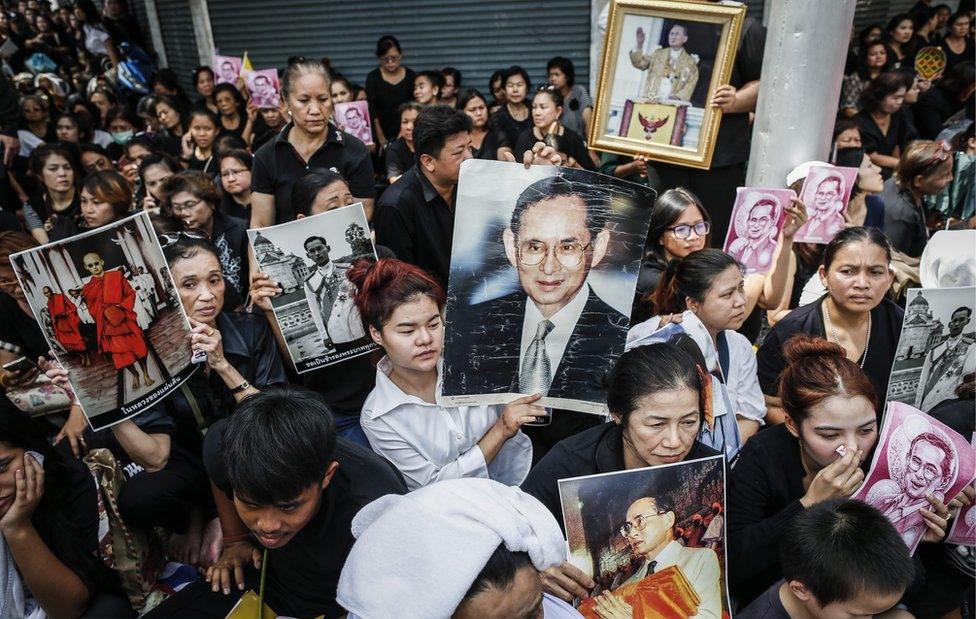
[[446, 170, 635, 408], [603, 494, 722, 617]]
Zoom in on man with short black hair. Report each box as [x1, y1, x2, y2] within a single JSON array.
[[143, 387, 406, 618], [738, 499, 916, 619], [374, 104, 473, 288]]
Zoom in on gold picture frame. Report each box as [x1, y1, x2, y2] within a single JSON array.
[[589, 0, 745, 169]]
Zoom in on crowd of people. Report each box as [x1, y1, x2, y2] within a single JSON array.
[[0, 0, 973, 617]]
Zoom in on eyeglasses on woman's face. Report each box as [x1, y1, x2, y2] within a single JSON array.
[[665, 221, 710, 240]]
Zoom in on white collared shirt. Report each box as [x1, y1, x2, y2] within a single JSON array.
[[518, 283, 590, 381], [361, 357, 532, 491], [625, 540, 723, 619]]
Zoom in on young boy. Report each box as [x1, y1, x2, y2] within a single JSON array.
[[738, 499, 916, 619], [144, 387, 406, 618]]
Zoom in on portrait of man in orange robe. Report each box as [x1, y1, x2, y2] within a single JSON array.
[[77, 252, 155, 390], [43, 285, 90, 366]]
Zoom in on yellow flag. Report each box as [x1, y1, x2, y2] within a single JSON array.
[[241, 51, 254, 75]]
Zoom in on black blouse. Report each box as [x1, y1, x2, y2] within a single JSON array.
[[756, 296, 904, 422], [726, 424, 808, 606], [384, 138, 414, 180], [364, 67, 416, 144], [522, 421, 720, 528], [854, 110, 918, 178], [513, 126, 595, 171], [491, 103, 533, 148]]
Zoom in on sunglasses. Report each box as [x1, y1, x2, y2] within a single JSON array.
[[158, 228, 208, 248]]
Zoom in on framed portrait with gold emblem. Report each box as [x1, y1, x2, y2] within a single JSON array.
[[589, 0, 745, 169]]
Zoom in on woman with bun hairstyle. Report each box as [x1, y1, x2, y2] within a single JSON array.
[[350, 259, 546, 491], [728, 334, 952, 607], [757, 227, 903, 424]]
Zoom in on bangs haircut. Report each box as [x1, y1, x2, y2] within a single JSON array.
[[221, 387, 337, 505]]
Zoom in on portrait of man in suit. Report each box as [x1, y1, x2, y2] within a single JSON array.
[[601, 494, 722, 619], [451, 171, 630, 406]]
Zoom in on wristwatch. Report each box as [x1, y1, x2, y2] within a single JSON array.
[[230, 379, 251, 394]]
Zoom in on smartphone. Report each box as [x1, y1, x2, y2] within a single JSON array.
[[2, 356, 38, 374]]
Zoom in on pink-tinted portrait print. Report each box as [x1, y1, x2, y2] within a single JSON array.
[[722, 188, 793, 275], [854, 402, 976, 554], [793, 165, 858, 244]]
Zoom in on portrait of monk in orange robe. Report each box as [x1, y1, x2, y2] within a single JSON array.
[[77, 252, 155, 389], [43, 285, 90, 366]]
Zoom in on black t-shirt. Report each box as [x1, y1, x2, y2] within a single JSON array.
[[374, 166, 455, 289], [251, 123, 375, 223], [187, 150, 218, 176], [384, 137, 414, 180], [710, 16, 766, 167], [727, 424, 808, 605], [301, 353, 378, 417], [513, 127, 595, 170], [491, 103, 533, 148], [756, 296, 904, 422], [737, 581, 791, 619], [522, 421, 720, 527], [0, 291, 48, 360], [854, 110, 918, 178], [204, 426, 407, 618], [365, 67, 416, 143], [881, 176, 928, 258], [219, 193, 250, 222]]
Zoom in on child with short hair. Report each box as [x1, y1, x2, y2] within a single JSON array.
[[738, 498, 916, 618]]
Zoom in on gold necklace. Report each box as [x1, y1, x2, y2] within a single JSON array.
[[823, 302, 871, 368]]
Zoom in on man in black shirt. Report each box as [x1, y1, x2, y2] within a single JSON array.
[[143, 388, 406, 619], [374, 105, 473, 289]]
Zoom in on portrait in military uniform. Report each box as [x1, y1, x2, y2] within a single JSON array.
[[247, 203, 378, 373], [588, 0, 745, 169], [886, 287, 975, 412]]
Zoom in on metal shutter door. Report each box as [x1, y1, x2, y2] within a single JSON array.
[[207, 0, 590, 95], [155, 0, 199, 90]]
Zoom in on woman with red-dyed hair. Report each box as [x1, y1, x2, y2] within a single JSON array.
[[727, 334, 951, 607], [349, 258, 546, 491]]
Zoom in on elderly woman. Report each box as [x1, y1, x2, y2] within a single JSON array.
[[160, 170, 249, 300], [50, 233, 286, 566]]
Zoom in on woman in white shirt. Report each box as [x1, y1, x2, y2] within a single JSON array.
[[633, 249, 767, 442], [349, 258, 546, 490]]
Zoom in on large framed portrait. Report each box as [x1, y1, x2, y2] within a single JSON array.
[[589, 0, 745, 169]]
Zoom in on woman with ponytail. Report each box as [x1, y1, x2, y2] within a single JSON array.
[[727, 334, 951, 607], [631, 248, 767, 441], [349, 258, 545, 491]]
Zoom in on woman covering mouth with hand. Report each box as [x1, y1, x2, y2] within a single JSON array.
[[351, 258, 546, 491]]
